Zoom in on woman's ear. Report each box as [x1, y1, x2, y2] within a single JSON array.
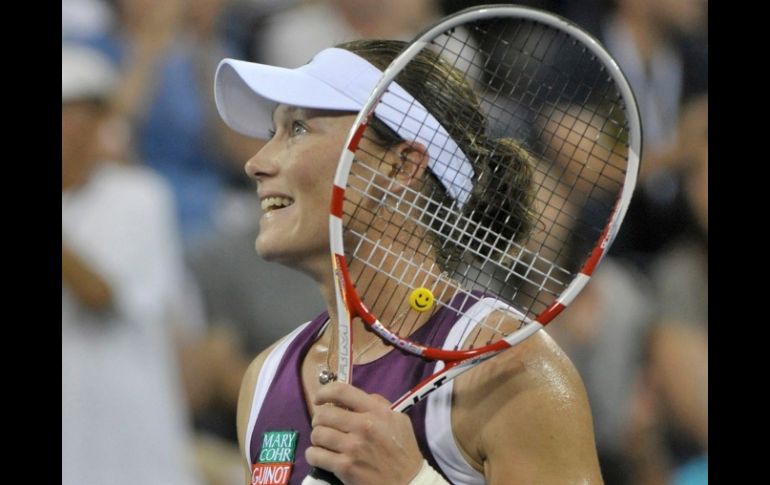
[[389, 141, 429, 192]]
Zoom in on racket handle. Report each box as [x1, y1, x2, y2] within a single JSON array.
[[302, 467, 343, 485]]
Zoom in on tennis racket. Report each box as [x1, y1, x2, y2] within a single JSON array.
[[308, 4, 640, 483]]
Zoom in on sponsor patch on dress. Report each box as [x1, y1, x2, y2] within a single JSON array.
[[251, 430, 298, 485]]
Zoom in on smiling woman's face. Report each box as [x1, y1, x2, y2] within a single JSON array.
[[244, 105, 358, 277]]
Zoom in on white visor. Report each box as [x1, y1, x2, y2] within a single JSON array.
[[214, 48, 474, 207]]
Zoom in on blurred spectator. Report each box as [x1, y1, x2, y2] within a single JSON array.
[[631, 95, 708, 485], [65, 0, 261, 246], [255, 0, 445, 68], [600, 0, 708, 265], [62, 0, 114, 38], [648, 95, 708, 326], [603, 0, 707, 158], [62, 44, 204, 485]]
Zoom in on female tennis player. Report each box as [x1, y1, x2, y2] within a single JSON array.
[[214, 39, 604, 485]]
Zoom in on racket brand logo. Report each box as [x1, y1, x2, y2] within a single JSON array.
[[338, 323, 350, 373], [399, 354, 496, 412], [252, 430, 298, 485], [371, 321, 424, 355], [401, 376, 448, 413], [332, 265, 351, 376]]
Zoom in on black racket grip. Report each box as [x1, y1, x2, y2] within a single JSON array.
[[303, 466, 343, 485]]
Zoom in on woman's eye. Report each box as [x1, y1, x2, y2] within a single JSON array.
[[291, 121, 308, 136], [267, 128, 276, 139]]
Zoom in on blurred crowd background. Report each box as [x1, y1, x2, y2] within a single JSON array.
[[61, 0, 707, 484]]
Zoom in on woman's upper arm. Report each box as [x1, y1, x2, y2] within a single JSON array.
[[454, 331, 603, 484]]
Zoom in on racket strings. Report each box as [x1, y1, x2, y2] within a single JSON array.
[[346, 161, 567, 283], [439, 26, 604, 233], [344, 161, 573, 327], [472, 22, 628, 241], [341, 16, 632, 350]]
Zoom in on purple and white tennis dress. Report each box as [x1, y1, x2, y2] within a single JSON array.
[[244, 294, 503, 485]]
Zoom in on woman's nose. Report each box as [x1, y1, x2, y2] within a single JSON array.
[[244, 146, 278, 181]]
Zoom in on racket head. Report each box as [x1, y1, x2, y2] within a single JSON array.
[[329, 5, 641, 375]]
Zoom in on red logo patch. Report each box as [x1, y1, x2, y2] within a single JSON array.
[[251, 463, 293, 485]]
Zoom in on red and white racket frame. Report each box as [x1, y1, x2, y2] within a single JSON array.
[[327, 5, 641, 413]]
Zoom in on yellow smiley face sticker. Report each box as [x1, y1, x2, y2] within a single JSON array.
[[409, 287, 435, 312]]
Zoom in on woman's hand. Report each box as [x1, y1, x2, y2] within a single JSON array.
[[307, 382, 423, 485]]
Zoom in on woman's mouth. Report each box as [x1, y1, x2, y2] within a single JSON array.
[[261, 196, 295, 212]]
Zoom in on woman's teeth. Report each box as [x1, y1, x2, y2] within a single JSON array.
[[261, 196, 294, 212]]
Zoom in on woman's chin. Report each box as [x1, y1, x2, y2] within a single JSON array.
[[254, 237, 274, 259], [254, 242, 280, 262], [255, 240, 297, 266]]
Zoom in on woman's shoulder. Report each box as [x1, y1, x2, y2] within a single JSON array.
[[455, 328, 584, 406], [451, 302, 582, 398], [452, 329, 602, 481]]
